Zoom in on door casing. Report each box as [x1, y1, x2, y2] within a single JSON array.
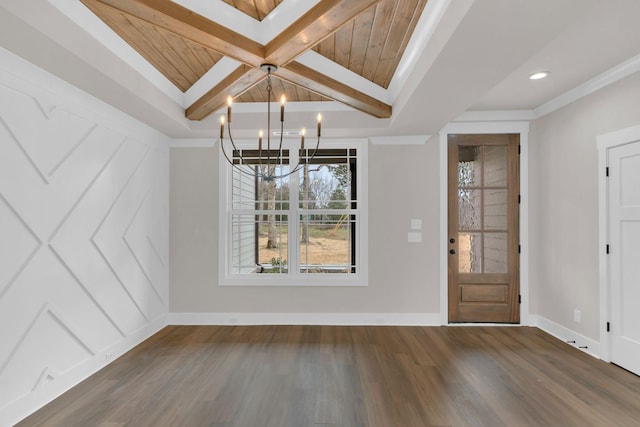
[[598, 124, 640, 362], [439, 122, 530, 325], [448, 134, 520, 323]]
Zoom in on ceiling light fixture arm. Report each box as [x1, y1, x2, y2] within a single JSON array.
[[219, 64, 322, 181]]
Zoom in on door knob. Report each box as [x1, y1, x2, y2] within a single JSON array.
[[449, 249, 456, 255], [449, 238, 455, 244]]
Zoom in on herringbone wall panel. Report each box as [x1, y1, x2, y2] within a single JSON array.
[[0, 49, 169, 424]]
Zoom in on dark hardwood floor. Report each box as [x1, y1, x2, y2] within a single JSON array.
[[17, 326, 640, 427]]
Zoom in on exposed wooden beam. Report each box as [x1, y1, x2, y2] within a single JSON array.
[[86, 0, 393, 120], [275, 62, 391, 119], [186, 65, 265, 121], [84, 0, 265, 66], [264, 0, 382, 67]]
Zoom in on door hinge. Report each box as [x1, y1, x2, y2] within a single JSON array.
[[518, 294, 522, 304], [518, 194, 521, 204], [606, 244, 610, 254], [606, 166, 609, 177], [518, 244, 521, 254], [606, 322, 610, 332], [518, 145, 521, 155]]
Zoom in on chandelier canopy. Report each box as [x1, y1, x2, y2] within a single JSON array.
[[219, 64, 322, 181]]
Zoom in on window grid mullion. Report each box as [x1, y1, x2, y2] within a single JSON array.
[[289, 148, 300, 276], [224, 141, 365, 282]]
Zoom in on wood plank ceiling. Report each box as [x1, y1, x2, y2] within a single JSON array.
[[221, 0, 284, 22], [80, 0, 427, 120]]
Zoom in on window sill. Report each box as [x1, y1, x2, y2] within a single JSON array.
[[218, 275, 368, 287]]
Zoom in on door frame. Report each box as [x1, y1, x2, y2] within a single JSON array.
[[597, 124, 640, 362], [439, 121, 530, 325]]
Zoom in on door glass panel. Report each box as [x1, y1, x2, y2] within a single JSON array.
[[484, 232, 508, 273], [459, 189, 481, 230], [484, 189, 508, 230], [458, 146, 482, 187], [456, 142, 512, 274], [459, 232, 482, 273], [484, 145, 507, 186]]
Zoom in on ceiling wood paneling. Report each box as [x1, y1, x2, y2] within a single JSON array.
[[186, 65, 265, 120], [222, 0, 283, 21], [264, 0, 383, 67], [235, 77, 329, 103], [313, 0, 427, 88], [82, 0, 406, 119], [81, 0, 266, 66], [82, 0, 223, 91]]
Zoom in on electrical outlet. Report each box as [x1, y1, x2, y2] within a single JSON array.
[[574, 309, 581, 323], [408, 232, 422, 243], [410, 219, 422, 230]]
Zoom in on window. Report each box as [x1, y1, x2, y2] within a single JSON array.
[[219, 140, 367, 286]]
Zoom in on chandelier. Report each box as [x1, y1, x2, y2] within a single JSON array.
[[219, 64, 322, 181]]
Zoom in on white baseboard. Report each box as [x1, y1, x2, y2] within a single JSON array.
[[3, 315, 168, 427], [168, 312, 442, 326], [532, 315, 602, 360]]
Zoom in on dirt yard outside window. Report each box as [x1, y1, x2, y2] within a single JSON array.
[[257, 225, 350, 269]]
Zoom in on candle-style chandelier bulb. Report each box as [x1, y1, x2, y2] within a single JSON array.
[[218, 64, 322, 181], [280, 95, 285, 122]]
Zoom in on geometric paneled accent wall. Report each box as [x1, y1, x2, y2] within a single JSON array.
[[0, 48, 169, 425]]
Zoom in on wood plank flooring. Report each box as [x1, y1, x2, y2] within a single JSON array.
[[17, 326, 640, 427]]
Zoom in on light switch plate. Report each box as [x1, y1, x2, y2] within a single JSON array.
[[408, 232, 422, 243]]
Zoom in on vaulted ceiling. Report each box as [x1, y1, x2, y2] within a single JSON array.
[[2, 0, 640, 139], [79, 0, 427, 120]]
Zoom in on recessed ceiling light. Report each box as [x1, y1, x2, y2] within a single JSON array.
[[529, 71, 550, 80]]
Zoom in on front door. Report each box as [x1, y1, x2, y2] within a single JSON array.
[[448, 134, 520, 323], [608, 140, 640, 376]]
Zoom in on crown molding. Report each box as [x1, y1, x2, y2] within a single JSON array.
[[460, 52, 640, 123], [368, 135, 430, 145], [454, 110, 537, 122], [535, 52, 640, 119]]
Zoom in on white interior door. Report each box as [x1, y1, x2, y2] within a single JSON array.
[[609, 140, 640, 376]]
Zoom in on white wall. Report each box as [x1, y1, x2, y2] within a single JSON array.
[[169, 70, 640, 348], [0, 49, 170, 425], [170, 141, 440, 323], [529, 71, 640, 341]]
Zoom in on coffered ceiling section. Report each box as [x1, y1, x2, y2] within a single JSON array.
[[80, 0, 428, 121], [314, 0, 426, 89], [221, 0, 283, 22]]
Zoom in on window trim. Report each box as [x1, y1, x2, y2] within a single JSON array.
[[218, 138, 368, 286]]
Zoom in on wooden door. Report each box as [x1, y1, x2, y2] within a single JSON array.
[[608, 140, 640, 376], [448, 134, 520, 323]]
